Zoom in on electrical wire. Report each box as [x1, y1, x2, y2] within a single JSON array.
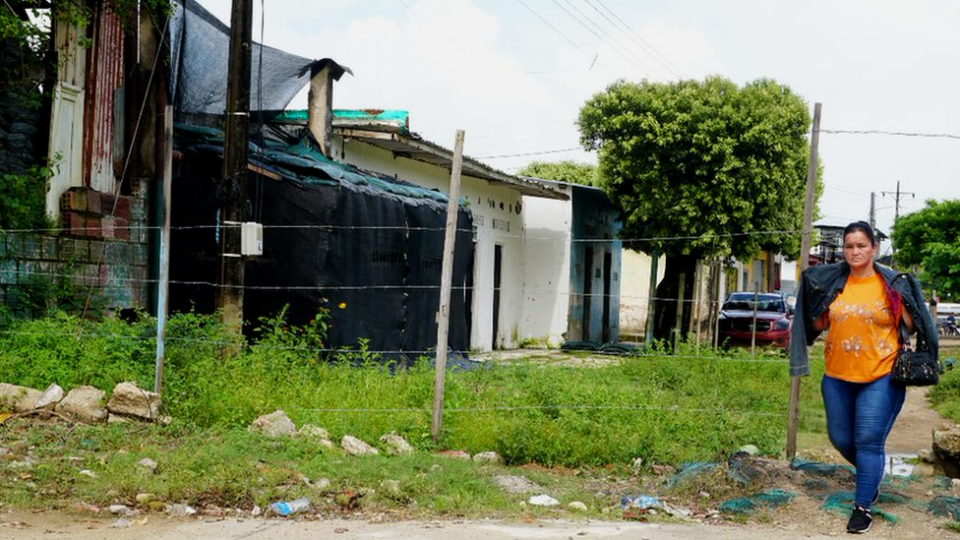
[[585, 0, 685, 79]]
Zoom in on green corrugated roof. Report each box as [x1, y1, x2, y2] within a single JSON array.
[[276, 109, 409, 125]]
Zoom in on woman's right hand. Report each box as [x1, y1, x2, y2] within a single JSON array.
[[813, 309, 830, 331]]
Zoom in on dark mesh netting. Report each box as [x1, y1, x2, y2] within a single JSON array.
[[170, 0, 347, 115]]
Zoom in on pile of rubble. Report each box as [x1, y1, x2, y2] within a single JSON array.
[[0, 381, 164, 424]]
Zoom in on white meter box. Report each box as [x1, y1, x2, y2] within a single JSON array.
[[241, 222, 263, 256]]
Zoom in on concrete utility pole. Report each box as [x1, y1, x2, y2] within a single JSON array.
[[881, 181, 915, 266], [218, 0, 253, 326], [869, 192, 876, 229], [787, 102, 821, 460]]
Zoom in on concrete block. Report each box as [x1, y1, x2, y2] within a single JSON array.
[[42, 236, 58, 259], [57, 237, 89, 262], [0, 260, 17, 285], [89, 240, 106, 263], [21, 236, 41, 259]]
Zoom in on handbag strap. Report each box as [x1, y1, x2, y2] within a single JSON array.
[[891, 272, 927, 352]]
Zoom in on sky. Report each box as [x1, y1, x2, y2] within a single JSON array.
[[197, 0, 960, 253]]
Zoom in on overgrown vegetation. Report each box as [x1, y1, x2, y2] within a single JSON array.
[[927, 346, 960, 421], [0, 310, 828, 468], [0, 156, 58, 231]]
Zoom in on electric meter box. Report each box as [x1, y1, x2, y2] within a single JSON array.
[[241, 222, 263, 256]]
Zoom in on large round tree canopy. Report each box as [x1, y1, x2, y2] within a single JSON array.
[[578, 76, 815, 261]]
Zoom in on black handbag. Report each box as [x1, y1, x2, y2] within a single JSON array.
[[891, 275, 940, 386]]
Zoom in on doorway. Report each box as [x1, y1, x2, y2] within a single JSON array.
[[582, 246, 594, 342], [492, 244, 502, 350], [602, 251, 612, 343]]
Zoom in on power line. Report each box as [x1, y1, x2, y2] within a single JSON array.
[[512, 0, 612, 76], [584, 0, 685, 79], [820, 128, 960, 140], [548, 0, 656, 77], [474, 146, 584, 159]]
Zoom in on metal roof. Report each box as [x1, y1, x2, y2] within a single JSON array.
[[275, 110, 567, 200]]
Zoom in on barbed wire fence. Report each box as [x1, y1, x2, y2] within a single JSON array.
[[0, 221, 808, 430], [2, 123, 954, 438]]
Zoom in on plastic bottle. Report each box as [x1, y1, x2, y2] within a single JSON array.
[[269, 497, 310, 516]]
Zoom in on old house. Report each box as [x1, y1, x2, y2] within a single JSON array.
[[277, 107, 568, 352], [1, 2, 165, 314], [520, 179, 623, 347]]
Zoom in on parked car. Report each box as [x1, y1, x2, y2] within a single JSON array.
[[718, 292, 792, 349]]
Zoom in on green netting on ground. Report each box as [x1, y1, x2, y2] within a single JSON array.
[[666, 462, 720, 488], [929, 496, 960, 520], [822, 491, 899, 524], [718, 489, 796, 515], [790, 458, 856, 479]]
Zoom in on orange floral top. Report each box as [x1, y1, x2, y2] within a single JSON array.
[[824, 273, 899, 382]]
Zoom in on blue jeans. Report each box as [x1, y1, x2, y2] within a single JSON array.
[[821, 374, 906, 508]]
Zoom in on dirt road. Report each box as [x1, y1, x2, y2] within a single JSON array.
[[1, 510, 956, 540]]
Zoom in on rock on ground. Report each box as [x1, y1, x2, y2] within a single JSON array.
[[436, 450, 471, 460], [934, 427, 960, 478], [528, 494, 559, 507], [0, 383, 42, 412], [298, 424, 335, 448], [56, 386, 107, 423], [250, 410, 297, 438], [35, 384, 64, 410], [341, 435, 379, 456], [493, 475, 544, 494], [380, 432, 414, 455], [473, 451, 502, 464], [107, 382, 161, 420]]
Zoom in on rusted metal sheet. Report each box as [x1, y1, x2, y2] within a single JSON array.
[[84, 5, 125, 195]]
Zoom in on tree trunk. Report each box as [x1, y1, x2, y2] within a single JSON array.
[[653, 254, 698, 347]]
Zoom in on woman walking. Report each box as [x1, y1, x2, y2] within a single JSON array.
[[790, 221, 939, 534]]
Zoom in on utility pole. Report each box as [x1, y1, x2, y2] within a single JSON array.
[[869, 192, 876, 229], [219, 0, 253, 327], [881, 181, 915, 225], [881, 181, 915, 266], [787, 102, 821, 460], [432, 130, 466, 443]]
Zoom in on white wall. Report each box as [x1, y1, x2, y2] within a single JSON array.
[[619, 249, 665, 341], [332, 136, 526, 351], [519, 192, 572, 347]]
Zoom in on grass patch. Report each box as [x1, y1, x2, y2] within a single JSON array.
[[926, 345, 960, 422], [0, 311, 827, 467], [0, 311, 840, 514]]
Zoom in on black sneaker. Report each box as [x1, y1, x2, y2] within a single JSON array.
[[847, 505, 873, 534]]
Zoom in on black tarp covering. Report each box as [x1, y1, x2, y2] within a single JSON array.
[[170, 1, 349, 115], [169, 131, 474, 360]]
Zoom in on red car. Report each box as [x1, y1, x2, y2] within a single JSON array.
[[718, 292, 792, 349]]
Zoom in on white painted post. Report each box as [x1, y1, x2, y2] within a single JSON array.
[[155, 106, 173, 394], [432, 130, 465, 443]]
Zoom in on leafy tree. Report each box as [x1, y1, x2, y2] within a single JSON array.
[[518, 160, 597, 186], [892, 199, 960, 299], [578, 76, 815, 341]]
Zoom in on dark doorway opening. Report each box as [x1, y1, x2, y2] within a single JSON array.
[[602, 251, 612, 343], [582, 246, 594, 342], [492, 244, 503, 350]]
